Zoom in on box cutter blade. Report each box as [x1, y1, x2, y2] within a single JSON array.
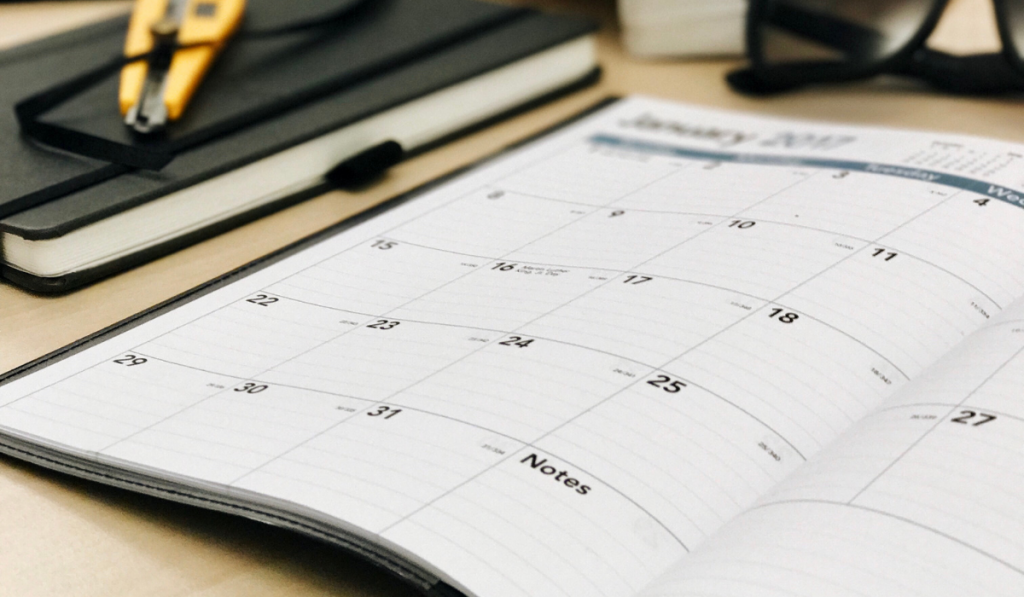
[[120, 0, 245, 134]]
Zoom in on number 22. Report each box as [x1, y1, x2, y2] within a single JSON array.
[[368, 319, 400, 330]]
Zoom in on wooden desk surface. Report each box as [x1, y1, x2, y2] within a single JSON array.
[[1, 1, 1019, 595]]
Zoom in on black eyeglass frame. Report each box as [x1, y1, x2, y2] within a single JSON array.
[[734, 0, 1024, 94]]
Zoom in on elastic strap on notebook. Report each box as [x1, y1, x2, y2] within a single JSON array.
[[15, 50, 176, 170]]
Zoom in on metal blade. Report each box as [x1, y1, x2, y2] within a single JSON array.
[[125, 0, 190, 134]]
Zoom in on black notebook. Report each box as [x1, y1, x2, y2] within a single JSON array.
[[0, 0, 599, 293]]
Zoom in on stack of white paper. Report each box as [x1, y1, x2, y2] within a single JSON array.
[[619, 0, 746, 57]]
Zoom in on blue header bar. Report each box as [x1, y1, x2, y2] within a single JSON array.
[[591, 134, 1024, 210]]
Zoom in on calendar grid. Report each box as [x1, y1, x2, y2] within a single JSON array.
[[7, 98, 1024, 597], [746, 498, 1024, 576], [846, 342, 1024, 504], [126, 318, 806, 459], [3, 131, 994, 536], [370, 222, 994, 301], [222, 162, 690, 485], [349, 164, 832, 539]]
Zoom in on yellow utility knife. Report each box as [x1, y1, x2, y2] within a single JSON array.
[[120, 0, 246, 133]]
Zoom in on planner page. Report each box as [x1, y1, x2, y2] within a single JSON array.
[[4, 96, 1024, 597], [636, 299, 1024, 597]]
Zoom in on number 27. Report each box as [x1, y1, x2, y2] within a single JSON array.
[[951, 410, 997, 426]]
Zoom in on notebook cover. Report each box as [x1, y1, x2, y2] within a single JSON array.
[[0, 0, 596, 234]]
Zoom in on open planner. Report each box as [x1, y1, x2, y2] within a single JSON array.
[[4, 96, 1024, 597]]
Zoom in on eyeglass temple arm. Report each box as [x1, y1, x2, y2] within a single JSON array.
[[897, 49, 1024, 94], [732, 3, 1024, 96]]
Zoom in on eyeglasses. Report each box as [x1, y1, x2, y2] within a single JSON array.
[[728, 0, 1024, 96]]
